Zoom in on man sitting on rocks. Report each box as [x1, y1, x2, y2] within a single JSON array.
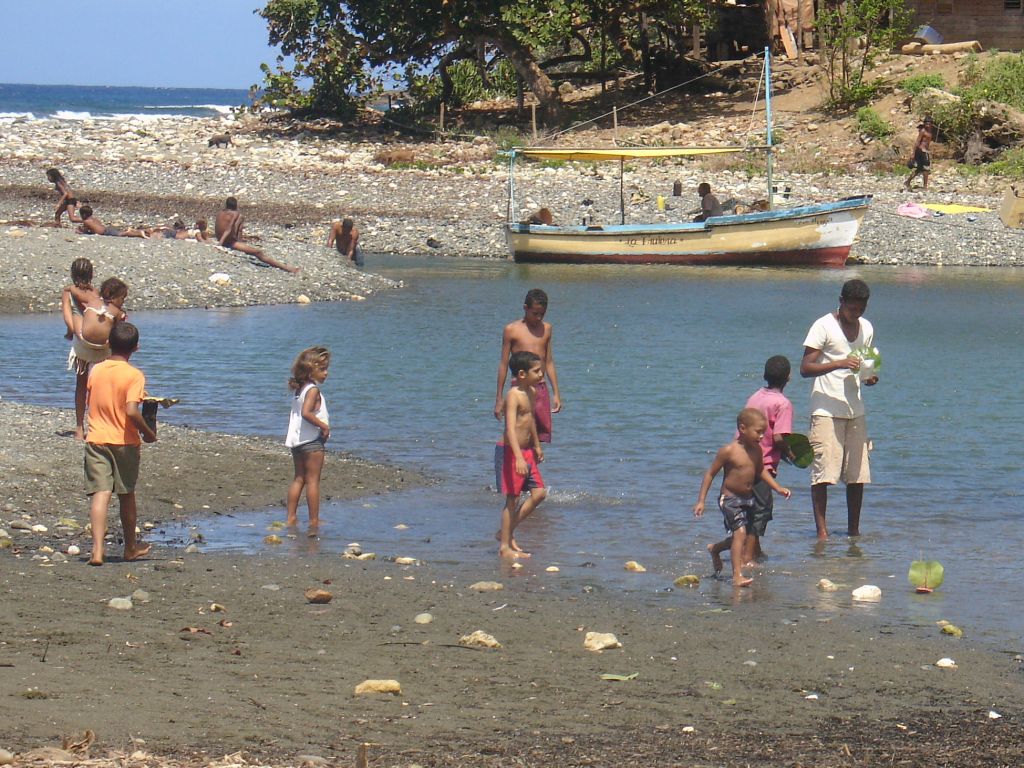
[[215, 197, 298, 273]]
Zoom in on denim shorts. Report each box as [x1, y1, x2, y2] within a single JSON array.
[[291, 435, 326, 456]]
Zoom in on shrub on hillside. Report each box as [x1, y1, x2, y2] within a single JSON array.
[[901, 73, 945, 97], [855, 107, 893, 139]]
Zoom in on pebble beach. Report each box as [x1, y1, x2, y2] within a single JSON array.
[[2, 113, 1024, 767]]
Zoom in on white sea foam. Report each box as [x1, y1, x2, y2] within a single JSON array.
[[0, 111, 35, 122]]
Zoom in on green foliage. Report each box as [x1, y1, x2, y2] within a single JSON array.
[[817, 0, 912, 108], [486, 126, 527, 150], [981, 147, 1024, 178], [965, 53, 1024, 112], [901, 73, 945, 97], [855, 107, 893, 139]]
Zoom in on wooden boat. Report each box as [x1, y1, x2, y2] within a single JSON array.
[[503, 51, 871, 267]]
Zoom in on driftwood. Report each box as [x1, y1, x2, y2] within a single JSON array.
[[901, 40, 982, 55]]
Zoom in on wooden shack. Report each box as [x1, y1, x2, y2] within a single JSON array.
[[904, 1, 1024, 51]]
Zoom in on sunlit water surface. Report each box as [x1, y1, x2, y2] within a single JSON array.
[[3, 258, 1022, 648]]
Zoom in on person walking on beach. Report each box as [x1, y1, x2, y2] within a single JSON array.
[[215, 197, 299, 273], [85, 322, 156, 565], [694, 408, 791, 586], [800, 279, 878, 539], [494, 289, 561, 444], [905, 117, 934, 192], [707, 356, 794, 569], [285, 346, 331, 529], [46, 168, 81, 226], [327, 217, 363, 267], [61, 258, 101, 439], [496, 350, 547, 559]]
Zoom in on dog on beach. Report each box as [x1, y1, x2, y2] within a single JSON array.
[[208, 134, 232, 148]]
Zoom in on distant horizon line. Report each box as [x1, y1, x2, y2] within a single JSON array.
[[0, 80, 256, 92]]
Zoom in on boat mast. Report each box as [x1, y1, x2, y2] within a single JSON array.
[[765, 46, 774, 210], [507, 150, 516, 224], [619, 157, 626, 225]]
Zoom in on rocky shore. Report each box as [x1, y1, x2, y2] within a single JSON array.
[[2, 401, 1022, 768], [0, 108, 1021, 318]]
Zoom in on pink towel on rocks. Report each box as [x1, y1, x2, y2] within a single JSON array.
[[897, 202, 929, 218]]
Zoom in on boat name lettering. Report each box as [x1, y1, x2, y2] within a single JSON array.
[[623, 235, 679, 247]]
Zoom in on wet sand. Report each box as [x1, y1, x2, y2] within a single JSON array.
[[2, 410, 1023, 767]]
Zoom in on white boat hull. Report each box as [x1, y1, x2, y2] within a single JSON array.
[[506, 197, 871, 267]]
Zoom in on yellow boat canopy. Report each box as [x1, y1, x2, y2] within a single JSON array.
[[512, 146, 747, 161]]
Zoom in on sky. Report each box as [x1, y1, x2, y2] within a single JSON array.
[[0, 1, 283, 90]]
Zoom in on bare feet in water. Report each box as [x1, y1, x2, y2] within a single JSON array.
[[499, 546, 531, 559], [495, 531, 525, 553], [707, 543, 723, 575], [734, 576, 753, 587]]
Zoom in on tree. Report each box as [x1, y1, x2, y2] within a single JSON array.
[[816, 0, 913, 108], [255, 0, 714, 123]]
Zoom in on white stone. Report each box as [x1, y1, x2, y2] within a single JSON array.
[[583, 632, 622, 651], [108, 597, 133, 611], [414, 613, 433, 624], [67, 545, 80, 556], [851, 585, 881, 602]]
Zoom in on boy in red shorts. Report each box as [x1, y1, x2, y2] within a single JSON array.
[[84, 322, 157, 565], [495, 350, 546, 559]]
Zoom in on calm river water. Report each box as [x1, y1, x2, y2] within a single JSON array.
[[3, 258, 1022, 648]]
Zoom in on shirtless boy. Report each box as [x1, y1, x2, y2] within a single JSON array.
[[496, 350, 547, 558], [215, 197, 299, 273], [77, 205, 146, 238], [494, 289, 561, 443], [327, 218, 363, 266], [694, 408, 791, 586], [905, 117, 934, 191]]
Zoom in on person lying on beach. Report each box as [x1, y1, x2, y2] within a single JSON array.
[[215, 197, 299, 273], [327, 218, 363, 266], [496, 350, 547, 559], [694, 408, 791, 586], [85, 321, 156, 565], [494, 289, 561, 443], [145, 219, 212, 242], [46, 168, 81, 226], [77, 205, 147, 238], [61, 258, 100, 439], [191, 218, 211, 243]]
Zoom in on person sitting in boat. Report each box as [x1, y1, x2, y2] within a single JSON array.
[[694, 183, 723, 222], [525, 208, 554, 226]]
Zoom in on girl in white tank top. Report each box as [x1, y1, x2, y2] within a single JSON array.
[[284, 347, 331, 528]]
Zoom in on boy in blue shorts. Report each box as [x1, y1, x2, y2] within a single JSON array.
[[694, 408, 791, 586]]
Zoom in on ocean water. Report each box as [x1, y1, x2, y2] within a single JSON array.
[[2, 259, 1022, 648], [0, 82, 251, 122]]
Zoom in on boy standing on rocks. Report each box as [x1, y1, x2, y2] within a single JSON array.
[[85, 322, 156, 565], [494, 289, 561, 443]]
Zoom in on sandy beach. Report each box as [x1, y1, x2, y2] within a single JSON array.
[[2, 112, 1024, 767], [1, 403, 1022, 767]]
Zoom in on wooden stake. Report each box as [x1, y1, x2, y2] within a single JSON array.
[[356, 743, 368, 768], [612, 106, 618, 144], [531, 103, 537, 141], [439, 103, 445, 133]]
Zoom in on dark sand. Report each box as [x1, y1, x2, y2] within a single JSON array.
[[2, 410, 1023, 767]]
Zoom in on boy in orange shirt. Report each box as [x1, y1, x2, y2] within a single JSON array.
[[85, 322, 157, 565]]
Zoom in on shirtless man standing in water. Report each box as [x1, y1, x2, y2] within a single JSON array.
[[494, 288, 561, 440], [215, 197, 299, 273]]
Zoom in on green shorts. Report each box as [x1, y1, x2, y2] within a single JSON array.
[[84, 443, 141, 495]]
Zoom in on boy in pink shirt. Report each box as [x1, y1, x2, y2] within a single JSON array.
[[707, 356, 793, 571]]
